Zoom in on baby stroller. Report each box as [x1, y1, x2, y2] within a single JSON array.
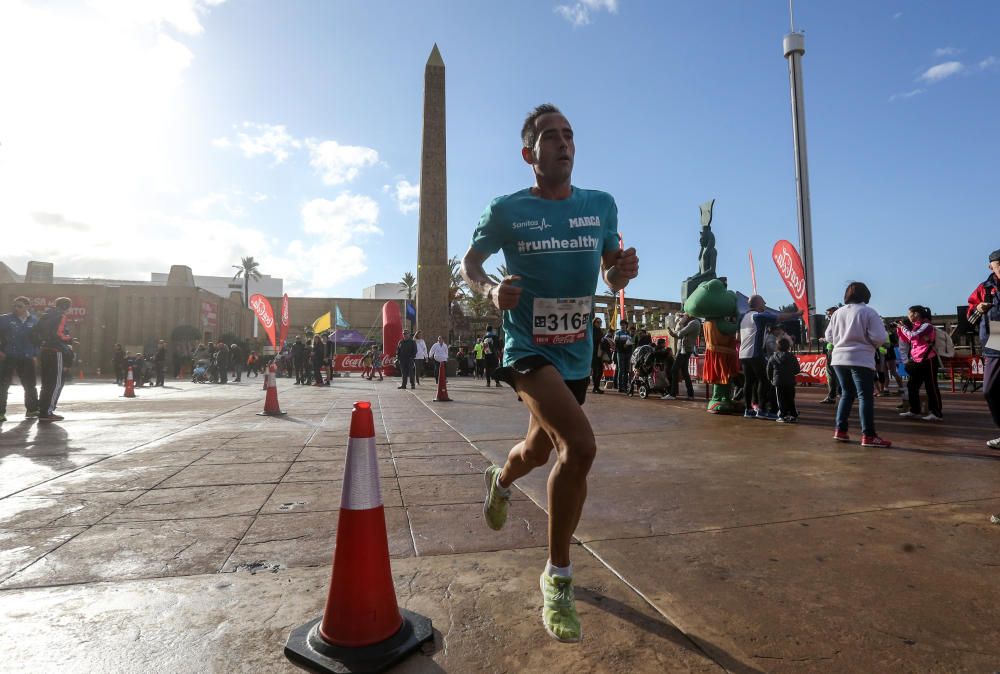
[[191, 358, 210, 383], [628, 345, 670, 399]]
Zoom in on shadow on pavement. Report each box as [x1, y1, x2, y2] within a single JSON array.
[[576, 587, 763, 674]]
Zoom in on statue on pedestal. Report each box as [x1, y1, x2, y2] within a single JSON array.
[[680, 199, 718, 305]]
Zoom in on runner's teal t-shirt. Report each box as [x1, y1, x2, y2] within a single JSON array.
[[471, 186, 619, 380]]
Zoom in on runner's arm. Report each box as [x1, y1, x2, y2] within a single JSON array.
[[462, 246, 521, 310], [602, 247, 638, 293]]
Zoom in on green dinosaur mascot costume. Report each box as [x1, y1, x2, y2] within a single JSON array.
[[683, 279, 741, 414]]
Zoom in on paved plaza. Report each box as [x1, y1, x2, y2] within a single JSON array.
[[1, 375, 999, 673]]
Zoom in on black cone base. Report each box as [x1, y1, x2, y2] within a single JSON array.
[[256, 410, 288, 416], [284, 609, 433, 673]]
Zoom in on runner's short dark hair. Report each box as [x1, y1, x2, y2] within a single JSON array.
[[54, 297, 71, 310], [14, 296, 29, 305], [778, 337, 791, 351], [522, 103, 562, 149], [843, 282, 871, 305]]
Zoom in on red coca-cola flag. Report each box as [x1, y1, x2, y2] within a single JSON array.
[[278, 294, 290, 347], [249, 293, 276, 347], [771, 240, 809, 316]]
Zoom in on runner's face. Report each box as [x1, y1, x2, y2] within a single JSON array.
[[13, 302, 27, 317], [990, 260, 1000, 279], [527, 113, 574, 182]]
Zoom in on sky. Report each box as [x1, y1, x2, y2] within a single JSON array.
[[1, 0, 998, 318]]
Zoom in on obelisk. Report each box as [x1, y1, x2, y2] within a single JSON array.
[[416, 44, 450, 344]]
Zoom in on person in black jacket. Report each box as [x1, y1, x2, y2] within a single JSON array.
[[766, 337, 801, 422], [229, 343, 242, 383], [292, 336, 307, 384], [153, 340, 167, 386], [112, 343, 126, 385], [215, 341, 230, 384], [311, 334, 326, 386], [396, 329, 417, 389], [36, 297, 73, 421], [590, 317, 607, 394]]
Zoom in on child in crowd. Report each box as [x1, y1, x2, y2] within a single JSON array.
[[361, 349, 374, 379], [767, 337, 801, 423]]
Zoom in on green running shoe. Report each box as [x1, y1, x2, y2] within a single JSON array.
[[482, 465, 510, 530], [0, 413, 6, 423], [539, 572, 581, 643], [25, 410, 39, 418]]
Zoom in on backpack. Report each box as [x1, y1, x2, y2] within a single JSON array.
[[934, 326, 955, 359]]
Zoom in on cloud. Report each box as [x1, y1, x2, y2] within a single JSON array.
[[918, 61, 964, 83], [979, 56, 998, 70], [892, 12, 903, 20], [933, 47, 961, 57], [391, 180, 420, 214], [888, 88, 925, 102], [86, 0, 225, 36], [555, 0, 619, 27], [214, 122, 302, 164], [301, 194, 381, 238], [306, 140, 380, 186]]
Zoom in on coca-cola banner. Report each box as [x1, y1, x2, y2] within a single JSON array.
[[334, 354, 397, 372], [278, 294, 290, 347], [249, 293, 276, 347], [796, 353, 828, 384], [772, 240, 809, 316]]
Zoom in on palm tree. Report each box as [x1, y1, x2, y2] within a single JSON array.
[[448, 256, 468, 309], [232, 256, 262, 308], [398, 271, 417, 301]]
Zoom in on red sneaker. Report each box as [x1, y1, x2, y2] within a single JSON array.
[[833, 430, 850, 442], [861, 434, 892, 448]]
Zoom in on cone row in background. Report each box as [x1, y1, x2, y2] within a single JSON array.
[[122, 366, 136, 398], [257, 364, 287, 416], [284, 400, 432, 673], [433, 361, 451, 402]]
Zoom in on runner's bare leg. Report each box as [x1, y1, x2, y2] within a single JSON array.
[[510, 365, 596, 568], [499, 415, 554, 487]]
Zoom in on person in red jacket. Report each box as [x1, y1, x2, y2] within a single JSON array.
[[967, 249, 1000, 449], [36, 297, 74, 421]]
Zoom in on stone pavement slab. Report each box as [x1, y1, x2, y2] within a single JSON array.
[[2, 515, 253, 588]]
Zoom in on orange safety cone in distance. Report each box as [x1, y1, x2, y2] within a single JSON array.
[[284, 401, 432, 672], [122, 366, 137, 398], [433, 361, 451, 402], [257, 364, 287, 416]]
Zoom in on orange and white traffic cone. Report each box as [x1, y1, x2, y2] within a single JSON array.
[[257, 364, 286, 416], [433, 361, 451, 402], [122, 366, 137, 398], [284, 401, 432, 672]]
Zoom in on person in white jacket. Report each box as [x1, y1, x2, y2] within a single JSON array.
[[413, 331, 428, 385], [429, 336, 449, 382], [825, 282, 891, 448]]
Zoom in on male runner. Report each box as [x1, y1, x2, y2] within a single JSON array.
[[462, 103, 639, 642]]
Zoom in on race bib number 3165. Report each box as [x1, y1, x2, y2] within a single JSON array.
[[532, 296, 591, 345]]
